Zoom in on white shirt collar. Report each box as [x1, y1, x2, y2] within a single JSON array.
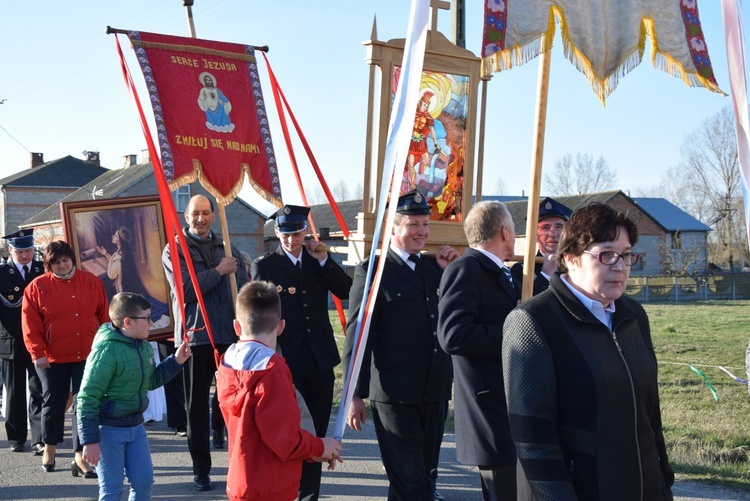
[[390, 244, 417, 271], [473, 247, 508, 271], [560, 274, 616, 330], [282, 247, 302, 267]]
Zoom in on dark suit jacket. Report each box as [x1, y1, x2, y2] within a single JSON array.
[[0, 259, 44, 360], [250, 245, 352, 376], [437, 248, 518, 466], [342, 249, 452, 404], [511, 250, 549, 296]]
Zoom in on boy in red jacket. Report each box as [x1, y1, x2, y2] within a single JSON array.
[[217, 281, 342, 501]]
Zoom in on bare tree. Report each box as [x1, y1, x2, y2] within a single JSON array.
[[307, 186, 326, 205], [332, 180, 350, 201], [492, 177, 507, 196], [680, 106, 748, 268], [354, 182, 364, 200], [544, 152, 617, 195]]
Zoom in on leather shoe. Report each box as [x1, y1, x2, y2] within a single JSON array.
[[10, 442, 25, 452], [213, 430, 225, 449], [32, 443, 45, 456], [71, 461, 98, 479], [174, 426, 187, 437], [433, 489, 446, 500], [193, 475, 212, 491], [42, 462, 55, 472]]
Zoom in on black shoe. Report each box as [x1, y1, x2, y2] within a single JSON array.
[[433, 489, 446, 500], [213, 430, 225, 449], [10, 442, 25, 452], [32, 443, 45, 456], [42, 462, 55, 472], [193, 475, 212, 491], [71, 461, 98, 479], [174, 426, 187, 437]]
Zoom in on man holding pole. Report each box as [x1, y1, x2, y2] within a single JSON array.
[[162, 194, 248, 491], [510, 197, 571, 296], [250, 204, 352, 501], [343, 190, 458, 500]]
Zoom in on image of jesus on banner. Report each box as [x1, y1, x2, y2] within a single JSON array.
[[197, 71, 235, 133]]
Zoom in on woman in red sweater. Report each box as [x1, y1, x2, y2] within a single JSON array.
[[22, 241, 110, 475]]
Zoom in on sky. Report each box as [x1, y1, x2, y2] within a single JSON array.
[[1, 1, 748, 217]]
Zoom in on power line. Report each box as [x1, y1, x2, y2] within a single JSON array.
[[0, 123, 31, 153]]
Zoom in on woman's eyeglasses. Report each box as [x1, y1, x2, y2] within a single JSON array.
[[583, 250, 640, 266]]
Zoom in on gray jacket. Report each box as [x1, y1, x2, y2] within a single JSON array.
[[162, 228, 248, 346]]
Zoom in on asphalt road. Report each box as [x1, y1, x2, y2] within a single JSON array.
[[1, 409, 748, 500]]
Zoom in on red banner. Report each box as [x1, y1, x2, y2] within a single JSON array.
[[127, 31, 282, 206]]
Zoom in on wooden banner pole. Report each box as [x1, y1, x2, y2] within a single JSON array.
[[181, 1, 239, 310], [521, 35, 552, 302]]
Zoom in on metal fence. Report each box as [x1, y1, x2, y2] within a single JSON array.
[[625, 273, 750, 302]]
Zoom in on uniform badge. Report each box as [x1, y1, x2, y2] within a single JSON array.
[[8, 268, 14, 275], [14, 286, 19, 291], [276, 285, 283, 293], [288, 286, 297, 295], [284, 206, 291, 214], [545, 201, 552, 210], [7, 295, 13, 301], [414, 191, 423, 203]]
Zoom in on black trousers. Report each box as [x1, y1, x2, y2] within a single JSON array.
[[36, 360, 85, 450], [478, 463, 517, 501], [183, 344, 228, 477], [157, 341, 186, 429], [293, 369, 334, 501], [371, 400, 444, 501], [1, 357, 43, 445]]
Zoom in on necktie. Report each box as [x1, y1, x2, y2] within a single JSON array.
[[408, 254, 424, 280], [501, 266, 518, 300], [22, 265, 29, 281]]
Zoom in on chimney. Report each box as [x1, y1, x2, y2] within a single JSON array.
[[123, 154, 138, 168], [141, 148, 150, 163], [30, 152, 44, 168], [84, 151, 100, 165], [319, 227, 330, 239]]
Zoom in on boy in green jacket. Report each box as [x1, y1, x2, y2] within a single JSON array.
[[78, 292, 191, 500]]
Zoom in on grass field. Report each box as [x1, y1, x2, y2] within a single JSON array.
[[331, 300, 750, 487], [646, 301, 750, 487]]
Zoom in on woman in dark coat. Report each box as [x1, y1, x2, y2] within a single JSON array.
[[502, 203, 674, 500]]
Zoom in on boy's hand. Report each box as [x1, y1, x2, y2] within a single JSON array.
[[82, 443, 100, 466], [175, 343, 192, 364], [325, 454, 344, 471], [319, 437, 342, 460]]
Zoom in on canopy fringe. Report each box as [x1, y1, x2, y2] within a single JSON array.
[[483, 5, 726, 105]]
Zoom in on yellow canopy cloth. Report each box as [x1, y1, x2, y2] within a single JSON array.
[[481, 0, 724, 104]]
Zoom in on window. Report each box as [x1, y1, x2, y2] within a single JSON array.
[[173, 185, 191, 212]]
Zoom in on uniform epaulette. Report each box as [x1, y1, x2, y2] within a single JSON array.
[[253, 252, 274, 263]]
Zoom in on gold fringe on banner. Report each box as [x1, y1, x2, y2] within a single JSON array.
[[481, 5, 725, 106], [131, 39, 257, 64], [167, 160, 282, 208]]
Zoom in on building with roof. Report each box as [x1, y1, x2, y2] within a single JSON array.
[[21, 154, 269, 259], [0, 152, 108, 241], [299, 191, 712, 275]]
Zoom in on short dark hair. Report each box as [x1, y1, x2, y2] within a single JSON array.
[[44, 241, 76, 272], [109, 292, 151, 329], [557, 203, 638, 272], [235, 281, 281, 336]]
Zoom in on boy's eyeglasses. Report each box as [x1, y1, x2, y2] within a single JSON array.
[[582, 250, 640, 266], [129, 316, 154, 323]]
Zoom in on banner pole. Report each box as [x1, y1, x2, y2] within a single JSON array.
[[521, 34, 551, 302], [179, 1, 239, 312]]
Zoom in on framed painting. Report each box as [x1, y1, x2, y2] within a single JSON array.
[[61, 195, 173, 340], [393, 68, 469, 222]]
